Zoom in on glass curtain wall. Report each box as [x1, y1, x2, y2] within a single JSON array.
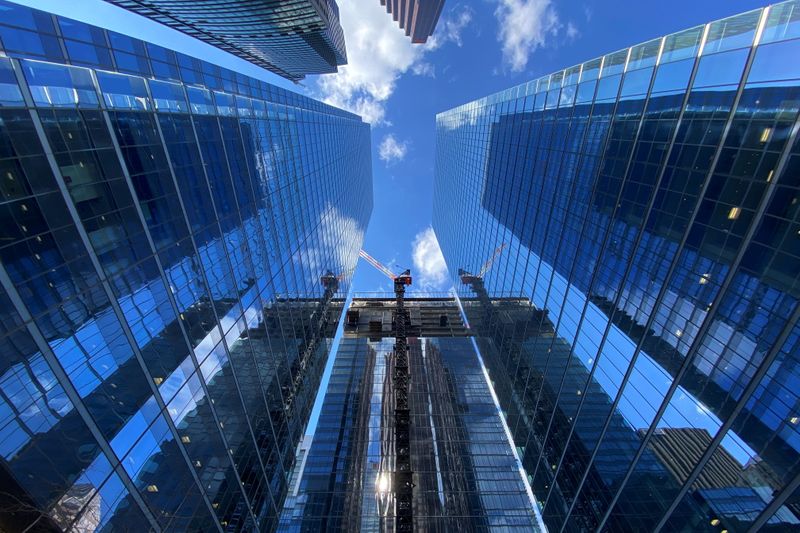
[[0, 2, 372, 532], [435, 1, 800, 531], [286, 299, 544, 532]]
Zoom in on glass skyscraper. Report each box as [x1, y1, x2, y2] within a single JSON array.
[[105, 0, 348, 81], [435, 1, 800, 531], [285, 297, 545, 531], [0, 1, 371, 531]]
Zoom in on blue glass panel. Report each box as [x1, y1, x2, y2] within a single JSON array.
[[107, 31, 145, 55], [57, 17, 104, 44], [113, 50, 150, 76], [0, 25, 63, 61], [628, 39, 662, 70], [596, 74, 622, 101], [148, 79, 187, 113], [0, 1, 55, 33], [150, 59, 180, 81], [652, 57, 695, 93], [186, 86, 213, 115], [145, 42, 172, 63], [692, 48, 749, 88], [213, 91, 235, 116], [576, 80, 597, 103], [760, 0, 800, 44], [580, 59, 602, 82], [704, 9, 762, 54], [0, 58, 23, 106], [64, 39, 113, 69], [235, 95, 253, 117], [748, 39, 800, 84], [21, 60, 99, 108], [251, 98, 267, 118], [96, 70, 149, 110], [620, 67, 654, 97], [661, 26, 705, 63]]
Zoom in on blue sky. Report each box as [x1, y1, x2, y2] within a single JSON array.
[[300, 0, 774, 450], [310, 0, 774, 294], [17, 0, 772, 291], [13, 0, 774, 454]]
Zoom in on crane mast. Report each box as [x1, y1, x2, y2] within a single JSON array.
[[358, 250, 413, 531]]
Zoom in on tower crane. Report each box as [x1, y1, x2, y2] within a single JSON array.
[[284, 267, 351, 416], [459, 243, 549, 406], [358, 249, 413, 532], [458, 242, 507, 305]]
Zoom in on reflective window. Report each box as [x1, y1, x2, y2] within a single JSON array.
[[21, 60, 99, 108], [0, 58, 24, 106], [0, 0, 370, 530], [96, 70, 149, 110]]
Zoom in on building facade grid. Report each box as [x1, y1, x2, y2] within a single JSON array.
[[0, 1, 371, 531], [103, 0, 347, 81], [435, 1, 800, 531], [285, 298, 545, 531]]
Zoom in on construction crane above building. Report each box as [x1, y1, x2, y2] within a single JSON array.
[[282, 268, 347, 417], [458, 242, 507, 285], [358, 249, 412, 286], [357, 249, 413, 532]]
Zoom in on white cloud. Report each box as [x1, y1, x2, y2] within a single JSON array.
[[495, 0, 560, 72], [412, 61, 436, 78], [412, 227, 450, 290], [378, 134, 408, 164], [566, 21, 580, 41], [427, 9, 473, 49], [315, 1, 472, 125], [295, 203, 364, 287]]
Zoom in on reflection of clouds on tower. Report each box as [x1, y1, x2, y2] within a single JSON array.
[[315, 1, 473, 125], [434, 4, 800, 530], [295, 202, 366, 293]]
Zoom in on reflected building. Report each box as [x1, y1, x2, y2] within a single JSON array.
[[435, 1, 800, 531], [278, 435, 314, 529], [286, 297, 544, 531], [104, 0, 348, 81], [0, 1, 371, 532]]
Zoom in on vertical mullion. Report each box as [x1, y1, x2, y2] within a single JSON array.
[[0, 263, 162, 533], [17, 67, 224, 532], [185, 105, 285, 517], [747, 466, 800, 532], [210, 108, 293, 508], [150, 105, 283, 521], [540, 42, 663, 515], [652, 108, 800, 531], [94, 80, 258, 526], [527, 49, 631, 490], [559, 24, 710, 528], [596, 7, 775, 530]]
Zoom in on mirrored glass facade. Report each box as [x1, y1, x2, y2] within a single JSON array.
[[0, 2, 372, 532], [104, 0, 348, 82], [284, 297, 544, 532], [435, 1, 800, 531]]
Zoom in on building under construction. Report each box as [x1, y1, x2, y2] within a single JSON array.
[[283, 295, 544, 531]]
